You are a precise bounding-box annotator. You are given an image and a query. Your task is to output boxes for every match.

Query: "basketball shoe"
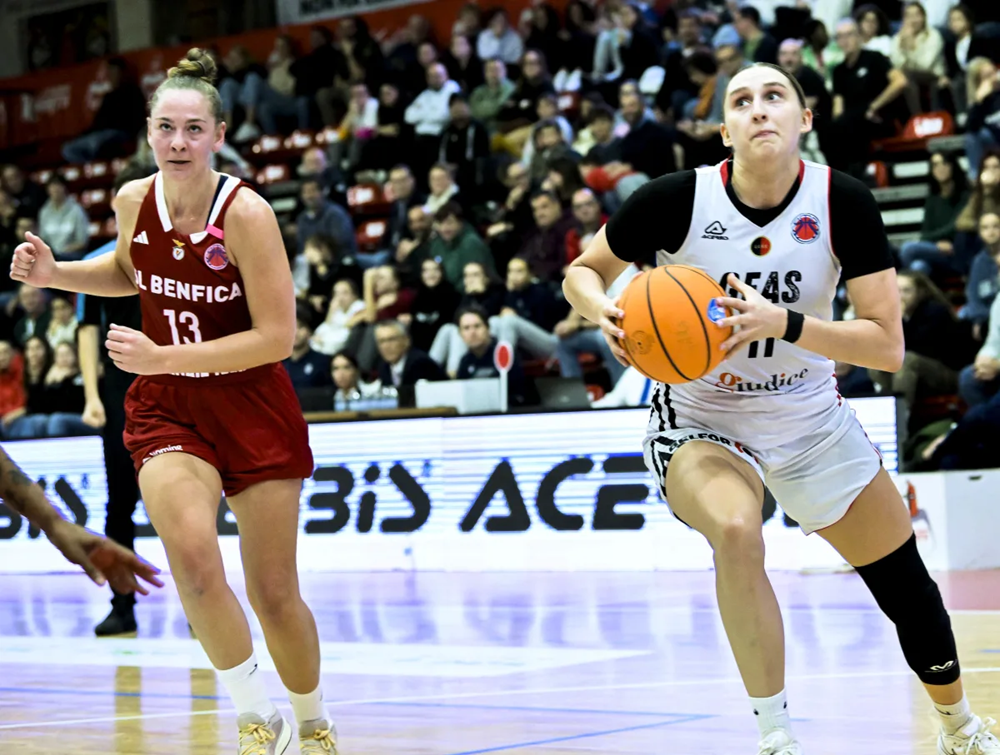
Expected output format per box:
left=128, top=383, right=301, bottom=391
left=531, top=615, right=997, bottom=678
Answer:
left=938, top=716, right=1000, bottom=754
left=299, top=718, right=339, bottom=754
left=757, top=729, right=803, bottom=754
left=237, top=711, right=292, bottom=755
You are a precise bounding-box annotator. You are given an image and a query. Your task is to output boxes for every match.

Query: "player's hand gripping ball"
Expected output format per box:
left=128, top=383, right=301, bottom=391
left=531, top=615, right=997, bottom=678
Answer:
left=616, top=265, right=733, bottom=384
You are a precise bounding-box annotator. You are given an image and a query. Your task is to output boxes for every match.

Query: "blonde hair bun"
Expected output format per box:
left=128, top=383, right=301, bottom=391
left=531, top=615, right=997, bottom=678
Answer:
left=167, top=48, right=218, bottom=85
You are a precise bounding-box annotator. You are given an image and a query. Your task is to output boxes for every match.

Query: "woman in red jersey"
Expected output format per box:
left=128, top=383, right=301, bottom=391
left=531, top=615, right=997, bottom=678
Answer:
left=12, top=50, right=337, bottom=755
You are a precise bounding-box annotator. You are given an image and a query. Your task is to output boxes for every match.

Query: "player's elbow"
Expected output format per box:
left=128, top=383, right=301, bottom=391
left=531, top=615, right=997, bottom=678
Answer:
left=881, top=341, right=905, bottom=373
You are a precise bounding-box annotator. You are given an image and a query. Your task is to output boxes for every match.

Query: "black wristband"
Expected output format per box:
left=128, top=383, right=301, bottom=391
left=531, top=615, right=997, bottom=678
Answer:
left=782, top=310, right=804, bottom=343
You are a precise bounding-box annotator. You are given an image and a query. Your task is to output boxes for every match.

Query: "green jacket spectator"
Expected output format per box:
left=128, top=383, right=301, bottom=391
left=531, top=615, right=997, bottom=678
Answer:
left=420, top=203, right=496, bottom=293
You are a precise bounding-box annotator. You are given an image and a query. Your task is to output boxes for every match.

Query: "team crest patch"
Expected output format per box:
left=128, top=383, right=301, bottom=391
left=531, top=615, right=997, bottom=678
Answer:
left=791, top=213, right=820, bottom=244
left=172, top=239, right=185, bottom=260
left=706, top=298, right=727, bottom=323
left=204, top=243, right=229, bottom=270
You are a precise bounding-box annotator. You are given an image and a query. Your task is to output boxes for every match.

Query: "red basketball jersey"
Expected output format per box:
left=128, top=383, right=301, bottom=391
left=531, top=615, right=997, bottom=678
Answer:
left=130, top=172, right=269, bottom=385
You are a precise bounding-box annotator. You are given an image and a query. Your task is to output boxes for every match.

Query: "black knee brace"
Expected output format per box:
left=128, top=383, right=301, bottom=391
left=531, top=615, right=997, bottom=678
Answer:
left=855, top=534, right=961, bottom=685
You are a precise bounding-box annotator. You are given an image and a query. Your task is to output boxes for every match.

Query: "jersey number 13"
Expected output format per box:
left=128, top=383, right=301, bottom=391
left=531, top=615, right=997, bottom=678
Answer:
left=164, top=309, right=203, bottom=344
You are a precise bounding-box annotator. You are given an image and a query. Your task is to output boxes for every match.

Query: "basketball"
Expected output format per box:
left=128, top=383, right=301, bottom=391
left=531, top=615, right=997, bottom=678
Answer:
left=617, top=265, right=732, bottom=384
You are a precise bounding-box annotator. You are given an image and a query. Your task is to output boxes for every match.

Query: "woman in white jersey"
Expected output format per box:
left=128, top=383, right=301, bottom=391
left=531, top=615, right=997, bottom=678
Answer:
left=564, top=62, right=1000, bottom=755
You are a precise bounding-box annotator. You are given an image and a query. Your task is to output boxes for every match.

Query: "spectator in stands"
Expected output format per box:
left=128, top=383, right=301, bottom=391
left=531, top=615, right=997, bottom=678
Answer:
left=618, top=3, right=661, bottom=83
left=297, top=147, right=341, bottom=196
left=964, top=212, right=1000, bottom=341
left=0, top=190, right=16, bottom=250
left=456, top=306, right=529, bottom=405
left=295, top=26, right=350, bottom=128
left=11, top=336, right=87, bottom=439
left=521, top=190, right=574, bottom=282
left=965, top=59, right=1000, bottom=182
left=495, top=50, right=556, bottom=156
left=283, top=303, right=333, bottom=390
left=424, top=163, right=463, bottom=216
left=218, top=45, right=267, bottom=143
left=522, top=3, right=565, bottom=75
left=303, top=233, right=361, bottom=315
left=406, top=258, right=461, bottom=352
left=61, top=58, right=145, bottom=164
left=554, top=307, right=627, bottom=385
left=394, top=206, right=434, bottom=281
left=484, top=160, right=535, bottom=270
left=890, top=1, right=947, bottom=113
left=899, top=152, right=970, bottom=278
left=478, top=8, right=524, bottom=66
left=351, top=265, right=417, bottom=372
left=955, top=151, right=1000, bottom=255
left=385, top=15, right=433, bottom=98
left=522, top=93, right=576, bottom=166
left=332, top=81, right=380, bottom=178
left=946, top=6, right=1000, bottom=114
left=0, top=340, right=28, bottom=440
left=528, top=119, right=577, bottom=183
left=424, top=202, right=495, bottom=291
left=801, top=19, right=843, bottom=86
left=439, top=93, right=491, bottom=197
left=827, top=19, right=908, bottom=176
left=331, top=351, right=382, bottom=406
left=454, top=2, right=483, bottom=38
left=312, top=279, right=365, bottom=356
left=542, top=155, right=587, bottom=205
left=471, top=59, right=516, bottom=133
left=375, top=319, right=446, bottom=388
left=356, top=81, right=411, bottom=173
left=584, top=105, right=624, bottom=164
left=501, top=256, right=562, bottom=331
left=620, top=91, right=677, bottom=179
left=383, top=165, right=425, bottom=253
left=779, top=39, right=832, bottom=146
left=565, top=188, right=607, bottom=266
left=405, top=63, right=462, bottom=186
left=458, top=261, right=506, bottom=318
left=13, top=284, right=50, bottom=346
left=1, top=165, right=46, bottom=219
left=337, top=17, right=385, bottom=94
left=591, top=8, right=626, bottom=93
left=855, top=4, right=893, bottom=57
left=655, top=10, right=705, bottom=121
left=417, top=42, right=441, bottom=74
left=46, top=296, right=78, bottom=349
left=38, top=175, right=90, bottom=260
left=560, top=0, right=598, bottom=87
left=869, top=270, right=971, bottom=412
left=296, top=177, right=356, bottom=257
left=443, top=33, right=485, bottom=94
left=958, top=276, right=1000, bottom=408
left=677, top=45, right=743, bottom=169
left=735, top=6, right=778, bottom=64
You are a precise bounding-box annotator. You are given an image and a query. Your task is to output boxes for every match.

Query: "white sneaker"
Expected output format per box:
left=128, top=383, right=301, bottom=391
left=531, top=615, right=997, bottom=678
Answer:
left=757, top=729, right=803, bottom=755
left=939, top=716, right=1000, bottom=754
left=233, top=122, right=261, bottom=144
left=237, top=710, right=292, bottom=755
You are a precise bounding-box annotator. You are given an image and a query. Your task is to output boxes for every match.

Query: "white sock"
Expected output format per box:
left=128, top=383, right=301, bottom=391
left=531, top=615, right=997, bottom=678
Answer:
left=288, top=683, right=329, bottom=726
left=216, top=652, right=278, bottom=721
left=935, top=694, right=973, bottom=735
left=750, top=689, right=792, bottom=738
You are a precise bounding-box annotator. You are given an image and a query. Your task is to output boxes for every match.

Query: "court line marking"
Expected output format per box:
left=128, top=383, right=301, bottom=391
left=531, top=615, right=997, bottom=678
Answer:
left=1, top=666, right=998, bottom=731
left=442, top=715, right=712, bottom=755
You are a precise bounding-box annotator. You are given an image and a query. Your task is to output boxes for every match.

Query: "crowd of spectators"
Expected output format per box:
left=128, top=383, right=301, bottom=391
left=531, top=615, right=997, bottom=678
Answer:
left=1, top=0, right=1000, bottom=467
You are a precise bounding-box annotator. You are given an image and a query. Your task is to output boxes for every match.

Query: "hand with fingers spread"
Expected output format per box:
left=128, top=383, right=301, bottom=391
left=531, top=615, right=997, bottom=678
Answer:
left=713, top=274, right=791, bottom=357
left=106, top=323, right=168, bottom=375
left=596, top=296, right=631, bottom=367
left=10, top=231, right=58, bottom=287
left=45, top=519, right=165, bottom=595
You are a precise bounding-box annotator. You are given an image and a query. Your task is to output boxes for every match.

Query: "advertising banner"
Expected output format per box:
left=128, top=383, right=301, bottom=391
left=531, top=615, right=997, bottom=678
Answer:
left=275, top=0, right=430, bottom=25
left=0, top=399, right=900, bottom=574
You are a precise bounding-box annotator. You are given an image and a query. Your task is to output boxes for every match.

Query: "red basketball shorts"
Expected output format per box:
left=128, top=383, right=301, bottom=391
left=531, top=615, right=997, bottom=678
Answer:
left=123, top=363, right=314, bottom=497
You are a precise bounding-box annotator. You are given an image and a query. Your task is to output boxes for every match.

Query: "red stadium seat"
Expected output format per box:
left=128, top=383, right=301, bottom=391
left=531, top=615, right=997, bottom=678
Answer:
left=356, top=218, right=388, bottom=251
left=313, top=126, right=341, bottom=146
left=283, top=130, right=316, bottom=150
left=251, top=134, right=284, bottom=156
left=111, top=157, right=130, bottom=175
left=871, top=112, right=954, bottom=154
left=866, top=161, right=890, bottom=188
left=30, top=169, right=53, bottom=185
left=80, top=188, right=109, bottom=212
left=61, top=165, right=82, bottom=183
left=88, top=220, right=101, bottom=238
left=256, top=164, right=291, bottom=185
left=83, top=161, right=110, bottom=180
left=347, top=183, right=391, bottom=216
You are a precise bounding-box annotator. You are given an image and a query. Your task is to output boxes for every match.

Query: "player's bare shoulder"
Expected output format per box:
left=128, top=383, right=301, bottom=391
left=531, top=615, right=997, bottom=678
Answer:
left=223, top=185, right=279, bottom=268
left=112, top=175, right=154, bottom=219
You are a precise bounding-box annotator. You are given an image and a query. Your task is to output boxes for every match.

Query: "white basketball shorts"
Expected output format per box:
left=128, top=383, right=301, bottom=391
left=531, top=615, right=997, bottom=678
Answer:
left=641, top=396, right=883, bottom=534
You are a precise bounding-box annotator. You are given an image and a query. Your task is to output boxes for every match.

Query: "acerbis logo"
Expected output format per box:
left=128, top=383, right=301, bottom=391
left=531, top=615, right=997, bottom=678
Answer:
left=702, top=221, right=729, bottom=240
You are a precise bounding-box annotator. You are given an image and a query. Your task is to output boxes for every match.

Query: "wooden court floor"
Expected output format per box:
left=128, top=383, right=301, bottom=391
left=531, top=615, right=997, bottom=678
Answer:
left=1, top=569, right=1000, bottom=754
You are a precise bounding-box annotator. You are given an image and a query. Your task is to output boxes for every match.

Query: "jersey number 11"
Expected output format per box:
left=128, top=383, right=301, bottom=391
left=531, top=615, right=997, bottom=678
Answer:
left=747, top=338, right=775, bottom=359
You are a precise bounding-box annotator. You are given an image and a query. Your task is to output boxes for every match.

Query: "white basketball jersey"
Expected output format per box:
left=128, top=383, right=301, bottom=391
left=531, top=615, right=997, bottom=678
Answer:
left=648, top=160, right=843, bottom=450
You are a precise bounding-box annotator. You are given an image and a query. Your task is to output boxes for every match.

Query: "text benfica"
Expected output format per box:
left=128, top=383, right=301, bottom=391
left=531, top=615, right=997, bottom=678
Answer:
left=134, top=270, right=243, bottom=303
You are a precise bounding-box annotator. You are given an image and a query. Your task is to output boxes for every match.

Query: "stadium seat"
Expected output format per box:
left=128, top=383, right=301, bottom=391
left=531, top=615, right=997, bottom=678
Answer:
left=871, top=111, right=954, bottom=154
left=866, top=161, right=890, bottom=188
left=356, top=218, right=388, bottom=251
left=111, top=157, right=129, bottom=175
left=80, top=188, right=110, bottom=214
left=83, top=161, right=110, bottom=180
left=30, top=169, right=53, bottom=185
left=256, top=163, right=291, bottom=185
left=283, top=129, right=316, bottom=151
left=347, top=183, right=391, bottom=216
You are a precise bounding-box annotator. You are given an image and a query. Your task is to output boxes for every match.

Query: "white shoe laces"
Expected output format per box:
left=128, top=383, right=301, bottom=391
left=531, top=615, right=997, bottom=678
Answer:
left=963, top=718, right=1000, bottom=754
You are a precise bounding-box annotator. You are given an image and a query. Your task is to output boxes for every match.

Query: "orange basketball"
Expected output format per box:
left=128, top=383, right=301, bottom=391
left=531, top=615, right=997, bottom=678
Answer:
left=617, top=265, right=732, bottom=384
